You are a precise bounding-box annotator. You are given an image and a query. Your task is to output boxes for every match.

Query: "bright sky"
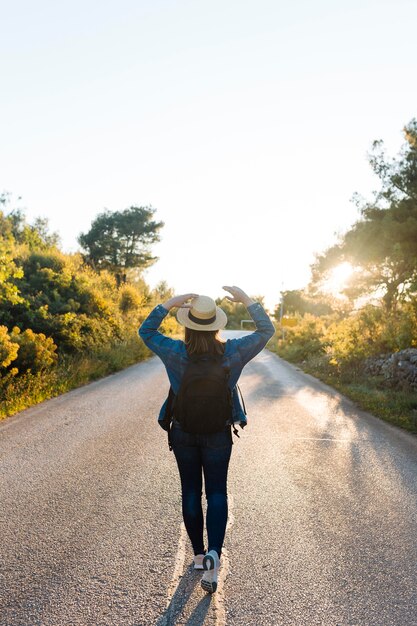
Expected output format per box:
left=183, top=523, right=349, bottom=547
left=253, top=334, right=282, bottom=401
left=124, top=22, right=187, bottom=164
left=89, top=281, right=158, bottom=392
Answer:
left=1, top=0, right=416, bottom=312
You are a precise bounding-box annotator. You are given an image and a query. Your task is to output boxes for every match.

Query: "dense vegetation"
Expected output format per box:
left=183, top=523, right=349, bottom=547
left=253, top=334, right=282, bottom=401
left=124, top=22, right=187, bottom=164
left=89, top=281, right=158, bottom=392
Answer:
left=269, top=119, right=417, bottom=432
left=2, top=119, right=417, bottom=433
left=0, top=198, right=179, bottom=418
left=0, top=193, right=265, bottom=418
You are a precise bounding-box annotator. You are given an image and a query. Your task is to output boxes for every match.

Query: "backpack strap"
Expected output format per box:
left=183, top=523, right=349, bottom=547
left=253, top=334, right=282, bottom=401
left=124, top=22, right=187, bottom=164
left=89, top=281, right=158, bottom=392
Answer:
left=230, top=384, right=246, bottom=441
left=168, top=423, right=173, bottom=451
left=165, top=386, right=176, bottom=451
left=236, top=384, right=247, bottom=415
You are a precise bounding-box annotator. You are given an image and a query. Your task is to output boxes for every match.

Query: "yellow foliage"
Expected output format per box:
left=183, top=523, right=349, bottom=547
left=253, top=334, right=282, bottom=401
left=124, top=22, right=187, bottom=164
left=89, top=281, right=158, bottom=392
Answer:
left=161, top=315, right=182, bottom=336
left=11, top=327, right=58, bottom=372
left=0, top=326, right=19, bottom=368
left=119, top=285, right=144, bottom=314
left=281, top=316, right=298, bottom=327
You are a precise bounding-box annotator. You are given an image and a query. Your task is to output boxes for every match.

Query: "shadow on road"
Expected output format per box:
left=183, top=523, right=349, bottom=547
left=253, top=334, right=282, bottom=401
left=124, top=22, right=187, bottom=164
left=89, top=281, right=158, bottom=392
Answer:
left=156, top=565, right=212, bottom=626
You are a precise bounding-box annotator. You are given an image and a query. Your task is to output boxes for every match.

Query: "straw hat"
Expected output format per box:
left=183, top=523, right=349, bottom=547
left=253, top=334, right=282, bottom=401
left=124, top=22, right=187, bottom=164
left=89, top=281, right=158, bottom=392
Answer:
left=176, top=295, right=227, bottom=331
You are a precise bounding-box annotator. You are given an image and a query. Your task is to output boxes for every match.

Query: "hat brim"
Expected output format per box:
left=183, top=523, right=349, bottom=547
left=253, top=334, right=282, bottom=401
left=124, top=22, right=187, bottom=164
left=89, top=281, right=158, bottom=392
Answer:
left=176, top=306, right=228, bottom=331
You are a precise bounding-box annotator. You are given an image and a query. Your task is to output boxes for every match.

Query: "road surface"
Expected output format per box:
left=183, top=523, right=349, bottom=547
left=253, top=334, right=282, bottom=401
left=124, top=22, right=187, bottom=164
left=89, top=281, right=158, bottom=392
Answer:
left=1, top=331, right=417, bottom=626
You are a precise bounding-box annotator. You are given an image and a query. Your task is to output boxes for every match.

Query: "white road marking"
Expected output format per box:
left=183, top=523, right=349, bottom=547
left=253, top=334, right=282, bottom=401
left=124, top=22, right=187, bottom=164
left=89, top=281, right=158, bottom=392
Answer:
left=162, top=494, right=235, bottom=625
left=213, top=493, right=235, bottom=625
left=247, top=435, right=361, bottom=442
left=214, top=546, right=229, bottom=625
left=288, top=437, right=353, bottom=441
left=166, top=521, right=188, bottom=605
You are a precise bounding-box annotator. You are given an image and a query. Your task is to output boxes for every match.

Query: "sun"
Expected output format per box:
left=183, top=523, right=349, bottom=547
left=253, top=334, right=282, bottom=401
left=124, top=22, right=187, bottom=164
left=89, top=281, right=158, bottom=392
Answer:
left=324, top=262, right=354, bottom=296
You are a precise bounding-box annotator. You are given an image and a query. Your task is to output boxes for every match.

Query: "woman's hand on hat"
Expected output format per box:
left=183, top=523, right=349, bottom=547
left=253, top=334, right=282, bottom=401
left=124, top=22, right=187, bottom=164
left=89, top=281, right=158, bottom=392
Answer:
left=162, top=293, right=198, bottom=311
left=222, top=286, right=255, bottom=307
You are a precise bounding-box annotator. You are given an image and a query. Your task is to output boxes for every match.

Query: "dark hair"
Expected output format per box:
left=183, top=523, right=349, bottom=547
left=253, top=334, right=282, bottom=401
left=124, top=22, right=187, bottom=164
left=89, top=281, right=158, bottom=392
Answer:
left=184, top=327, right=226, bottom=356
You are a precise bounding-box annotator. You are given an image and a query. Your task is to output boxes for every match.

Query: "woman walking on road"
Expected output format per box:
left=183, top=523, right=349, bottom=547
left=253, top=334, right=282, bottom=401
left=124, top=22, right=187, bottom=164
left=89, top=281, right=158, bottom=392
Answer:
left=139, top=286, right=275, bottom=593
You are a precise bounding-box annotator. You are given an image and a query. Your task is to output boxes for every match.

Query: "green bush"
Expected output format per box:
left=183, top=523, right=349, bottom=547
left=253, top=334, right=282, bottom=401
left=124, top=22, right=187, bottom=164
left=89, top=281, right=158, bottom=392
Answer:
left=119, top=284, right=145, bottom=314
left=0, top=325, right=19, bottom=368
left=48, top=312, right=121, bottom=354
left=323, top=304, right=417, bottom=376
left=10, top=327, right=58, bottom=372
left=277, top=314, right=328, bottom=362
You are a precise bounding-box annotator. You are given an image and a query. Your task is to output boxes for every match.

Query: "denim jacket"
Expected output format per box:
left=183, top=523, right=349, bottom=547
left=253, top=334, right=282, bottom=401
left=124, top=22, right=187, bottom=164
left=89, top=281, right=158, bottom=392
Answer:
left=138, top=302, right=275, bottom=429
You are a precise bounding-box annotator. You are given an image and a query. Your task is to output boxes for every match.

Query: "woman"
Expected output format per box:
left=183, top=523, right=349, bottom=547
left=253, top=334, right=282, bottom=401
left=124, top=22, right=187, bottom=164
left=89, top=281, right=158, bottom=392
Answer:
left=138, top=285, right=275, bottom=593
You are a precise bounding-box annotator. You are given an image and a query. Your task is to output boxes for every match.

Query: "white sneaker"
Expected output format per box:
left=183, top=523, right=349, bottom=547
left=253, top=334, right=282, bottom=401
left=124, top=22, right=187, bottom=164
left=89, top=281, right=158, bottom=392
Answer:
left=201, top=550, right=220, bottom=593
left=193, top=554, right=205, bottom=570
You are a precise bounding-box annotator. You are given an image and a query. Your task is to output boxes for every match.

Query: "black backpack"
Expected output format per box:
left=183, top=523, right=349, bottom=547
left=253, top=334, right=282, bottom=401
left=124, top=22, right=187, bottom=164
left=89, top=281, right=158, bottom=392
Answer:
left=173, top=352, right=233, bottom=435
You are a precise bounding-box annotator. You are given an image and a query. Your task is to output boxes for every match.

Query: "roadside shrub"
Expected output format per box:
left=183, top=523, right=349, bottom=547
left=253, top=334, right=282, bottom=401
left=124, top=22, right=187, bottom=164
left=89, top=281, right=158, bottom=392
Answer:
left=380, top=302, right=417, bottom=350
left=49, top=312, right=121, bottom=353
left=278, top=314, right=328, bottom=362
left=10, top=327, right=58, bottom=372
left=119, top=285, right=144, bottom=314
left=160, top=315, right=181, bottom=337
left=0, top=325, right=19, bottom=368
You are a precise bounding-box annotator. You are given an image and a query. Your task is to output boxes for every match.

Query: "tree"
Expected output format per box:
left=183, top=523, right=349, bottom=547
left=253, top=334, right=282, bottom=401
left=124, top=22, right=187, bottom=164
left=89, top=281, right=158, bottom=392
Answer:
left=78, top=206, right=164, bottom=285
left=0, top=192, right=60, bottom=249
left=273, top=289, right=334, bottom=320
left=0, top=210, right=24, bottom=306
left=216, top=294, right=266, bottom=329
left=153, top=280, right=174, bottom=302
left=311, top=119, right=417, bottom=312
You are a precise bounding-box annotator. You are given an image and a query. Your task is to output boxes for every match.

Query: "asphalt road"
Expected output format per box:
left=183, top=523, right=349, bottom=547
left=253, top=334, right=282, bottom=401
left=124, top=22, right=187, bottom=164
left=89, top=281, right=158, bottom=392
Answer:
left=1, top=331, right=417, bottom=626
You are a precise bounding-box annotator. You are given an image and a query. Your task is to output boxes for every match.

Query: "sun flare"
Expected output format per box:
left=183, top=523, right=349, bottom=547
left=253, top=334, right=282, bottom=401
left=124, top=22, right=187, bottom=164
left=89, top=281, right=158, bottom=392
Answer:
left=324, top=262, right=354, bottom=296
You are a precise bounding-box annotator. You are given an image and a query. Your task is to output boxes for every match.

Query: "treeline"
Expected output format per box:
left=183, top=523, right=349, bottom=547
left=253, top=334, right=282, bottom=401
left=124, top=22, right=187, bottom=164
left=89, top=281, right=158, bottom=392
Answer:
left=0, top=199, right=179, bottom=417
left=269, top=118, right=417, bottom=431
left=215, top=296, right=266, bottom=329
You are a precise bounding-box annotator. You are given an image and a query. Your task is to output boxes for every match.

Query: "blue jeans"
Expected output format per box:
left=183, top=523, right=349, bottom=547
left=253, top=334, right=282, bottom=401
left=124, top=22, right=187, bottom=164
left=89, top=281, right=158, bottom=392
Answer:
left=170, top=421, right=233, bottom=558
